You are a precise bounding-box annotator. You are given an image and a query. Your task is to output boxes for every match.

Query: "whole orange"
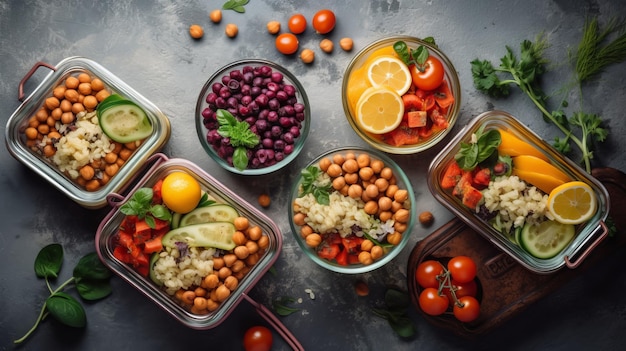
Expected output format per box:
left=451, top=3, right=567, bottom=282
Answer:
left=161, top=172, right=202, bottom=214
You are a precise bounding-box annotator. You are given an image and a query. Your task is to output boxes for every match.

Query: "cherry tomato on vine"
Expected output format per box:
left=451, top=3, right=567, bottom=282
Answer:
left=415, top=260, right=444, bottom=289
left=243, top=326, right=273, bottom=351
left=443, top=279, right=478, bottom=307
left=312, top=9, right=336, bottom=34
left=288, top=13, right=307, bottom=34
left=418, top=287, right=449, bottom=316
left=275, top=33, right=299, bottom=55
left=447, top=256, right=477, bottom=284
left=410, top=56, right=445, bottom=91
left=452, top=296, right=481, bottom=323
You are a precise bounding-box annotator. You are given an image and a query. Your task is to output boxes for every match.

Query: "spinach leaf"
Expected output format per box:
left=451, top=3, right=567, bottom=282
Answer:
left=222, top=0, right=249, bottom=13
left=371, top=288, right=416, bottom=338
left=34, top=243, right=63, bottom=279
left=76, top=279, right=112, bottom=301
left=45, top=292, right=87, bottom=328
left=273, top=296, right=300, bottom=316
left=73, top=252, right=111, bottom=281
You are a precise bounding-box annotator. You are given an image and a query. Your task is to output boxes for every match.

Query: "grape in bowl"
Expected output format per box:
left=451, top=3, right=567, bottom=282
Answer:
left=289, top=147, right=416, bottom=274
left=196, top=59, right=310, bottom=175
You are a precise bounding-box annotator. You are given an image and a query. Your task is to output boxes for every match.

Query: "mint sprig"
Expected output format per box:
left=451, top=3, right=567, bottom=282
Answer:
left=216, top=109, right=260, bottom=171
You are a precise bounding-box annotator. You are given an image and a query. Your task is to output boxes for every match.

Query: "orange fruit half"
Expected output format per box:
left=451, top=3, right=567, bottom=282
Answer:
left=547, top=181, right=597, bottom=224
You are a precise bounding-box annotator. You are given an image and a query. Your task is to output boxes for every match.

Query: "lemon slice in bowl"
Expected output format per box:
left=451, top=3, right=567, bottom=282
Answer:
left=547, top=181, right=597, bottom=225
left=355, top=87, right=404, bottom=134
left=366, top=56, right=412, bottom=96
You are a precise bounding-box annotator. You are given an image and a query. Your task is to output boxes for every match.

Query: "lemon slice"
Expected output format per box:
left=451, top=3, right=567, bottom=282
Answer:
left=547, top=181, right=597, bottom=225
left=366, top=56, right=412, bottom=96
left=355, top=87, right=404, bottom=134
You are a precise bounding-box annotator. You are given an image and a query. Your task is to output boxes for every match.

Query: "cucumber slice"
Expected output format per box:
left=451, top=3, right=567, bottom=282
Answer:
left=519, top=221, right=576, bottom=259
left=171, top=212, right=182, bottom=229
left=97, top=94, right=126, bottom=112
left=161, top=222, right=236, bottom=250
left=98, top=101, right=153, bottom=143
left=179, top=204, right=239, bottom=227
left=148, top=252, right=163, bottom=286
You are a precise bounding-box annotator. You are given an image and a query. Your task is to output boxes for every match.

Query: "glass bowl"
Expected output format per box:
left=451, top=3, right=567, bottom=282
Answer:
left=96, top=155, right=282, bottom=329
left=427, top=110, right=610, bottom=273
left=4, top=57, right=171, bottom=209
left=341, top=35, right=461, bottom=154
left=195, top=59, right=310, bottom=175
left=288, top=146, right=416, bottom=274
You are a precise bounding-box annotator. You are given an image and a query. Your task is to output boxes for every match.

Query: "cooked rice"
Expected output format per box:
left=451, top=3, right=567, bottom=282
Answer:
left=152, top=246, right=216, bottom=295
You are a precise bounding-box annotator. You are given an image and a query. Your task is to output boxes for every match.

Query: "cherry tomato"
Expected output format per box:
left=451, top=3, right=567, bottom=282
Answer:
left=288, top=13, right=307, bottom=34
left=443, top=279, right=478, bottom=307
left=447, top=255, right=477, bottom=284
left=415, top=260, right=444, bottom=289
left=410, top=56, right=445, bottom=91
left=453, top=296, right=481, bottom=323
left=275, top=33, right=299, bottom=55
left=312, top=9, right=336, bottom=34
left=418, top=287, right=449, bottom=316
left=243, top=326, right=273, bottom=351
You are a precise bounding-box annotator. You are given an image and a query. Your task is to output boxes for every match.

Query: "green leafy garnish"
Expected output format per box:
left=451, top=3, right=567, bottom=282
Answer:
left=273, top=296, right=300, bottom=316
left=455, top=125, right=501, bottom=171
left=222, top=0, right=249, bottom=13
left=216, top=109, right=260, bottom=171
left=15, top=245, right=112, bottom=344
left=393, top=37, right=437, bottom=72
left=299, top=165, right=332, bottom=205
left=120, top=187, right=172, bottom=228
left=371, top=288, right=416, bottom=338
left=470, top=17, right=623, bottom=174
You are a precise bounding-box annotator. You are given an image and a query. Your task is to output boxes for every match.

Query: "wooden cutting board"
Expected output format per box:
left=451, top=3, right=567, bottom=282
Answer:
left=407, top=167, right=626, bottom=337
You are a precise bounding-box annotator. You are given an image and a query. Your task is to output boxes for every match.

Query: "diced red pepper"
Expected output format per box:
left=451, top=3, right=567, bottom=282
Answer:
left=406, top=110, right=428, bottom=128
left=462, top=186, right=483, bottom=209
left=472, top=168, right=491, bottom=189
left=318, top=243, right=341, bottom=260
left=341, top=236, right=364, bottom=255
left=335, top=248, right=349, bottom=266
left=441, top=161, right=462, bottom=189
left=143, top=234, right=165, bottom=254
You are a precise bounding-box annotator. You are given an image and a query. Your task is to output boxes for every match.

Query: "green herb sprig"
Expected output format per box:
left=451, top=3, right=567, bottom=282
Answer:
left=222, top=0, right=249, bottom=13
left=371, top=288, right=416, bottom=338
left=15, top=244, right=112, bottom=344
left=216, top=109, right=260, bottom=171
left=299, top=165, right=332, bottom=205
left=120, top=187, right=172, bottom=228
left=455, top=125, right=501, bottom=171
left=273, top=296, right=301, bottom=316
left=393, top=37, right=437, bottom=72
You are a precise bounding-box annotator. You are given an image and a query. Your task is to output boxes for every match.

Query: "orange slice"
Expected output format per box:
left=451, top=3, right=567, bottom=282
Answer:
left=346, top=66, right=371, bottom=114
left=355, top=87, right=404, bottom=134
left=497, top=129, right=550, bottom=162
left=366, top=56, right=412, bottom=96
left=513, top=155, right=571, bottom=183
left=547, top=181, right=597, bottom=224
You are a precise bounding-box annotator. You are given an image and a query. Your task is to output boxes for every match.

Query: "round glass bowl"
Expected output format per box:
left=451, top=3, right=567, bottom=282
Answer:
left=196, top=59, right=310, bottom=175
left=288, top=146, right=416, bottom=274
left=341, top=36, right=461, bottom=154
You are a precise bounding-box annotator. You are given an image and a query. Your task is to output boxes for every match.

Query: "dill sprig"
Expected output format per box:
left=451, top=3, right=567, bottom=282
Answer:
left=575, top=17, right=626, bottom=84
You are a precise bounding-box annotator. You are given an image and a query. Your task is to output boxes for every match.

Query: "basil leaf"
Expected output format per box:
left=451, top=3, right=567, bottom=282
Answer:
left=34, top=244, right=63, bottom=279
left=476, top=129, right=501, bottom=162
left=76, top=279, right=112, bottom=301
left=393, top=41, right=411, bottom=66
left=46, top=292, right=86, bottom=328
left=73, top=252, right=112, bottom=281
left=150, top=204, right=172, bottom=221
left=233, top=146, right=249, bottom=171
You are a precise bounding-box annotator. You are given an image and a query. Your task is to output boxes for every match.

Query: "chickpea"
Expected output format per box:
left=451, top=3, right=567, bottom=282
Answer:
left=232, top=216, right=249, bottom=231
left=300, top=225, right=313, bottom=238
left=65, top=76, right=79, bottom=89
left=387, top=232, right=402, bottom=245
left=95, top=89, right=110, bottom=102
left=64, top=89, right=79, bottom=103
left=356, top=153, right=370, bottom=168
left=339, top=184, right=349, bottom=196
left=247, top=226, right=262, bottom=241
left=118, top=147, right=133, bottom=161
left=79, top=165, right=95, bottom=180
left=359, top=167, right=374, bottom=181
left=364, top=200, right=378, bottom=215
left=370, top=245, right=384, bottom=260
left=266, top=20, right=280, bottom=34
left=193, top=296, right=208, bottom=310
left=223, top=254, right=237, bottom=267
left=378, top=211, right=392, bottom=222
left=258, top=194, right=271, bottom=208
left=345, top=152, right=356, bottom=160
left=225, top=23, right=238, bottom=38
left=25, top=127, right=38, bottom=140
left=223, top=276, right=238, bottom=291
left=209, top=9, right=222, bottom=23
left=365, top=184, right=379, bottom=199
left=45, top=116, right=55, bottom=127
left=257, top=235, right=269, bottom=249
left=53, top=86, right=66, bottom=99
left=355, top=281, right=369, bottom=296
left=99, top=173, right=111, bottom=186
left=347, top=184, right=363, bottom=199
left=385, top=184, right=398, bottom=198
left=91, top=78, right=104, bottom=91
left=104, top=152, right=118, bottom=164
left=380, top=167, right=393, bottom=180
left=340, top=37, right=354, bottom=51
left=83, top=95, right=98, bottom=110
left=394, top=189, right=408, bottom=203
left=42, top=144, right=55, bottom=157
left=78, top=82, right=92, bottom=95
left=344, top=172, right=359, bottom=185
left=305, top=233, right=322, bottom=247
left=419, top=211, right=434, bottom=226
left=71, top=102, right=85, bottom=114
left=394, top=222, right=407, bottom=233
left=189, top=24, right=204, bottom=39
left=318, top=158, right=332, bottom=172
left=332, top=176, right=346, bottom=190
left=37, top=123, right=50, bottom=135
left=35, top=108, right=48, bottom=122
left=203, top=274, right=220, bottom=289
left=218, top=266, right=232, bottom=280
left=293, top=212, right=306, bottom=226
left=232, top=231, right=247, bottom=246
left=370, top=159, right=384, bottom=174
left=358, top=251, right=373, bottom=265
left=332, top=154, right=345, bottom=165
left=212, top=257, right=225, bottom=270
left=391, top=200, right=403, bottom=213
left=361, top=239, right=374, bottom=252
left=234, top=245, right=250, bottom=260
left=215, top=285, right=231, bottom=302
left=378, top=196, right=393, bottom=212
left=245, top=252, right=260, bottom=266
left=319, top=38, right=333, bottom=53
left=375, top=178, right=389, bottom=192
left=300, top=49, right=315, bottom=64
left=76, top=177, right=87, bottom=187
left=342, top=159, right=359, bottom=173
left=245, top=240, right=259, bottom=255
left=45, top=97, right=60, bottom=110
left=181, top=290, right=196, bottom=305
left=394, top=208, right=410, bottom=223
left=206, top=299, right=219, bottom=311
left=194, top=286, right=207, bottom=297
left=51, top=107, right=62, bottom=120
left=104, top=163, right=119, bottom=177
left=326, top=163, right=342, bottom=177
left=231, top=260, right=245, bottom=273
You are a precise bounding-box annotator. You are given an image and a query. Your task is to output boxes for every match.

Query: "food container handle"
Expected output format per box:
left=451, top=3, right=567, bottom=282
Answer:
left=242, top=293, right=304, bottom=351
left=18, top=61, right=57, bottom=102
left=565, top=220, right=609, bottom=269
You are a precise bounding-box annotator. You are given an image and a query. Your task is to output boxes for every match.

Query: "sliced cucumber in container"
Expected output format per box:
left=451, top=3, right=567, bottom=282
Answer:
left=97, top=94, right=153, bottom=143
left=519, top=221, right=576, bottom=259
left=161, top=222, right=236, bottom=250
left=179, top=204, right=239, bottom=227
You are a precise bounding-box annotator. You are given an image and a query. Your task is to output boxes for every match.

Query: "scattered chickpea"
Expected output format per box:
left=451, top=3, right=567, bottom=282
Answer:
left=258, top=193, right=271, bottom=208
left=355, top=281, right=369, bottom=296
left=189, top=24, right=204, bottom=39
left=225, top=23, right=238, bottom=38
left=266, top=20, right=281, bottom=34
left=419, top=211, right=434, bottom=226
left=340, top=37, right=354, bottom=51
left=300, top=48, right=315, bottom=64
left=319, top=38, right=334, bottom=53
left=209, top=9, right=222, bottom=23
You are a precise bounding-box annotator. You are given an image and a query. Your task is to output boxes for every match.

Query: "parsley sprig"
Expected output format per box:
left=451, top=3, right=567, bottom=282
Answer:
left=299, top=166, right=332, bottom=205
left=216, top=109, right=260, bottom=171
left=470, top=23, right=620, bottom=174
